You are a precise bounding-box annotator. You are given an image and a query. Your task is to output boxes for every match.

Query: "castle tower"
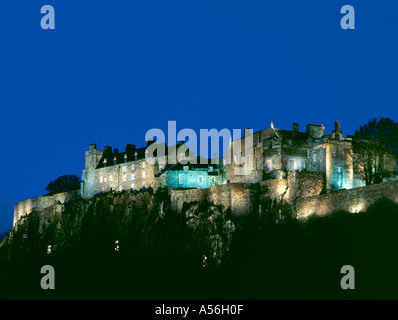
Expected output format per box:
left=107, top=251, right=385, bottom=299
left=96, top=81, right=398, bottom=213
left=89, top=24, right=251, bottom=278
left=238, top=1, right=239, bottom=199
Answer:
left=81, top=144, right=103, bottom=198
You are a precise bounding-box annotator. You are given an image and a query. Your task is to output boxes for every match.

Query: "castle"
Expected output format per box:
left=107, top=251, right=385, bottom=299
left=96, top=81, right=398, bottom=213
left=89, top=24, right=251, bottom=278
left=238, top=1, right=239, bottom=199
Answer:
left=13, top=121, right=398, bottom=226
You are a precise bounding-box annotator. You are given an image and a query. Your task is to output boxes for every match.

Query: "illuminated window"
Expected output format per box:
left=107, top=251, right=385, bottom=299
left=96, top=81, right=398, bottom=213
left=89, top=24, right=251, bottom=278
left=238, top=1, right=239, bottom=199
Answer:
left=122, top=175, right=127, bottom=182
left=265, top=160, right=272, bottom=172
left=100, top=176, right=103, bottom=184
left=109, top=175, right=113, bottom=182
left=142, top=171, right=145, bottom=179
left=208, top=166, right=213, bottom=172
left=132, top=173, right=135, bottom=181
left=212, top=177, right=216, bottom=183
left=198, top=176, right=203, bottom=183
left=122, top=166, right=127, bottom=173
left=313, top=153, right=317, bottom=162
left=131, top=183, right=135, bottom=189
left=104, top=177, right=107, bottom=183
left=142, top=162, right=145, bottom=169
left=132, top=164, right=135, bottom=171
left=179, top=174, right=184, bottom=184
left=337, top=181, right=342, bottom=187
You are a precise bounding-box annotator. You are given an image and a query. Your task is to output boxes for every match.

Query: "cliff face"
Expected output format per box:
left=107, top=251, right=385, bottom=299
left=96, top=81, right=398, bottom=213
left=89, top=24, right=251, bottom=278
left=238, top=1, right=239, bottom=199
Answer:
left=6, top=189, right=237, bottom=266
left=2, top=188, right=241, bottom=298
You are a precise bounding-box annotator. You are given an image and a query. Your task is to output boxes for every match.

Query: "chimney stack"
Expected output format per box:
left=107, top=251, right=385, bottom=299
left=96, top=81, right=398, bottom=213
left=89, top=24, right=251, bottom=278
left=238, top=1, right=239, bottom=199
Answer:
left=104, top=146, right=112, bottom=154
left=292, top=123, right=299, bottom=137
left=335, top=121, right=341, bottom=133
left=126, top=144, right=136, bottom=155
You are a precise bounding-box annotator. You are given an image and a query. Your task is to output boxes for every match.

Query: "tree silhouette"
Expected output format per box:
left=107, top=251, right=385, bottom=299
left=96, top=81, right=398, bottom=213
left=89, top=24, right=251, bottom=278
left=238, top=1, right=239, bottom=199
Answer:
left=356, top=117, right=398, bottom=157
left=45, top=174, right=81, bottom=195
left=353, top=117, right=398, bottom=185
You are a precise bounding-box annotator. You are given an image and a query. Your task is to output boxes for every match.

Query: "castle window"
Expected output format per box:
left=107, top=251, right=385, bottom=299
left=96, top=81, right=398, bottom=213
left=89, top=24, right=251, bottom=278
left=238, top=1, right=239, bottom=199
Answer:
left=132, top=164, right=135, bottom=171
left=337, top=181, right=342, bottom=188
left=132, top=173, right=135, bottom=181
left=212, top=177, right=216, bottom=183
left=208, top=166, right=213, bottom=172
left=122, top=175, right=127, bottom=183
left=142, top=171, right=145, bottom=179
left=333, top=151, right=337, bottom=158
left=337, top=167, right=342, bottom=173
left=100, top=176, right=103, bottom=184
left=198, top=176, right=203, bottom=184
left=122, top=166, right=127, bottom=173
left=183, top=166, right=189, bottom=171
left=109, top=175, right=113, bottom=182
left=104, top=177, right=107, bottom=183
left=313, top=153, right=317, bottom=162
left=142, top=182, right=145, bottom=188
left=265, top=160, right=272, bottom=172
left=131, top=183, right=135, bottom=189
left=179, top=174, right=184, bottom=185
left=142, top=162, right=146, bottom=169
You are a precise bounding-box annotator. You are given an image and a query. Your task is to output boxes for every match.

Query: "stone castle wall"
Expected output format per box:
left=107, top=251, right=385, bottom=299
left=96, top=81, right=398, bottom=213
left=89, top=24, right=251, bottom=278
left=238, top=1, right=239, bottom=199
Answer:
left=14, top=176, right=398, bottom=227
left=13, top=190, right=80, bottom=226
left=169, top=183, right=257, bottom=215
left=296, top=180, right=398, bottom=219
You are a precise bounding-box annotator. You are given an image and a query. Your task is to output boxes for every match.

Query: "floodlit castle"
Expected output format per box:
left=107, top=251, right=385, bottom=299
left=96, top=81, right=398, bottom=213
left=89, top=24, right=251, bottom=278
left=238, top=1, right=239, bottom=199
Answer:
left=82, top=120, right=397, bottom=198
left=225, top=120, right=396, bottom=190
left=13, top=121, right=398, bottom=226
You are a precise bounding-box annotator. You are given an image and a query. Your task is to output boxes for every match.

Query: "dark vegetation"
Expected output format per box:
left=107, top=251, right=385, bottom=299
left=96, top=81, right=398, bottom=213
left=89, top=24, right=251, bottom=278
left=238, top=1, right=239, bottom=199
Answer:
left=45, top=174, right=81, bottom=195
left=353, top=117, right=398, bottom=185
left=1, top=189, right=398, bottom=300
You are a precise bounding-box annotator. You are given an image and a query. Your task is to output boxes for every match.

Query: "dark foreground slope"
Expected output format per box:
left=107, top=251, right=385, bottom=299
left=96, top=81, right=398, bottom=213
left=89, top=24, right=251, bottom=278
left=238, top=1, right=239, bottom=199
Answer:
left=1, top=188, right=398, bottom=300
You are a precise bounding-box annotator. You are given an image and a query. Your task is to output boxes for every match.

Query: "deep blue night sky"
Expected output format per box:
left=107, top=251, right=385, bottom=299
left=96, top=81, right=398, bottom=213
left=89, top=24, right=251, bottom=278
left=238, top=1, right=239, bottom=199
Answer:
left=1, top=1, right=398, bottom=231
